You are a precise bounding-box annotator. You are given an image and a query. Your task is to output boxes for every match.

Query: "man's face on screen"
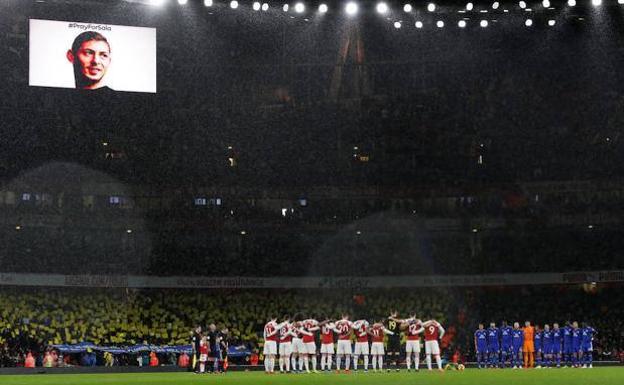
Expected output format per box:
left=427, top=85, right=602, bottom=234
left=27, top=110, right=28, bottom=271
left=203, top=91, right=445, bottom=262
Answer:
left=69, top=40, right=111, bottom=88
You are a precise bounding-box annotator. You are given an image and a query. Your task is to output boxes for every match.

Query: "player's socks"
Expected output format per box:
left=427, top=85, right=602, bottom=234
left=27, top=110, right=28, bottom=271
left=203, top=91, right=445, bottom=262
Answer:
left=406, top=356, right=411, bottom=370
left=291, top=356, right=297, bottom=372
left=426, top=355, right=432, bottom=370
left=364, top=355, right=369, bottom=370
left=299, top=357, right=305, bottom=371
left=286, top=356, right=291, bottom=372
left=345, top=356, right=351, bottom=370
left=279, top=357, right=284, bottom=371
left=378, top=356, right=383, bottom=370
left=371, top=355, right=377, bottom=370
left=415, top=356, right=420, bottom=370
left=436, top=355, right=442, bottom=370
left=336, top=355, right=342, bottom=371
left=311, top=356, right=317, bottom=371
left=304, top=356, right=309, bottom=372
left=352, top=356, right=358, bottom=370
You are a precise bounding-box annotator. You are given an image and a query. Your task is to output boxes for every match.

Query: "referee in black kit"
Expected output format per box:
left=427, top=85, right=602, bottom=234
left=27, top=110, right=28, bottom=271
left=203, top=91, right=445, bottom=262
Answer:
left=386, top=311, right=403, bottom=371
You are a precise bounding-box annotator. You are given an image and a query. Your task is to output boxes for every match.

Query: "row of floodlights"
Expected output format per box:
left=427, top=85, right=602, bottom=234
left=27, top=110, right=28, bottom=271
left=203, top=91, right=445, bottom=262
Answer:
left=393, top=18, right=557, bottom=28
left=156, top=0, right=624, bottom=13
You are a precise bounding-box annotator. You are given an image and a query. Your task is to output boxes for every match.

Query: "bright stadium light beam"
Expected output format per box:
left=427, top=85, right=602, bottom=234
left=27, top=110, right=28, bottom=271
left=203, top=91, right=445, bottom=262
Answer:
left=345, top=1, right=358, bottom=16
left=542, top=0, right=550, bottom=7
left=619, top=0, right=624, bottom=4
left=283, top=4, right=289, bottom=12
left=480, top=19, right=488, bottom=27
left=492, top=1, right=499, bottom=9
left=294, top=2, right=305, bottom=13
left=376, top=2, right=389, bottom=14
left=262, top=2, right=269, bottom=11
left=525, top=18, right=533, bottom=26
left=415, top=20, right=423, bottom=28
left=319, top=3, right=328, bottom=13
left=394, top=21, right=402, bottom=28
left=436, top=20, right=444, bottom=28
left=519, top=1, right=527, bottom=8
left=253, top=1, right=261, bottom=11
left=466, top=2, right=473, bottom=11
left=230, top=0, right=239, bottom=9
left=150, top=0, right=165, bottom=6
left=591, top=0, right=602, bottom=6
left=404, top=3, right=413, bottom=12
left=177, top=0, right=188, bottom=5
left=428, top=3, right=436, bottom=12
left=458, top=20, right=467, bottom=27
left=548, top=19, right=556, bottom=26
left=567, top=0, right=576, bottom=6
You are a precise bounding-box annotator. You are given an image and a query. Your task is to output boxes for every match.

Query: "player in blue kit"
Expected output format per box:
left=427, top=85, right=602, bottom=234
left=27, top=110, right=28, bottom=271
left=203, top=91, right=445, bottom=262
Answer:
left=541, top=324, right=553, bottom=368
left=571, top=321, right=582, bottom=368
left=499, top=321, right=513, bottom=368
left=511, top=322, right=524, bottom=369
left=581, top=323, right=596, bottom=369
left=562, top=322, right=573, bottom=367
left=486, top=322, right=500, bottom=368
left=552, top=323, right=563, bottom=367
left=534, top=325, right=543, bottom=368
left=474, top=323, right=488, bottom=369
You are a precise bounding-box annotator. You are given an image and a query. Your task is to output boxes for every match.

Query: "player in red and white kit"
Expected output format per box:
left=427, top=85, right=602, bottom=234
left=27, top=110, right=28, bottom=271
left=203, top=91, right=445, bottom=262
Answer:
left=353, top=319, right=370, bottom=371
left=301, top=318, right=320, bottom=373
left=402, top=317, right=424, bottom=372
left=199, top=336, right=209, bottom=373
left=278, top=320, right=297, bottom=373
left=319, top=319, right=338, bottom=372
left=335, top=314, right=354, bottom=372
left=369, top=320, right=395, bottom=372
left=291, top=320, right=311, bottom=373
left=423, top=319, right=445, bottom=371
left=263, top=317, right=289, bottom=374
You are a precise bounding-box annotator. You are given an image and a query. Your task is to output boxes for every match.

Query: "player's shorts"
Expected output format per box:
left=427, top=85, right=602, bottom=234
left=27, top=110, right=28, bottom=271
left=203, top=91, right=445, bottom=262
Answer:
left=582, top=343, right=593, bottom=353
left=512, top=345, right=523, bottom=354
left=523, top=342, right=534, bottom=353
left=199, top=354, right=208, bottom=362
left=354, top=342, right=370, bottom=355
left=563, top=343, right=573, bottom=354
left=336, top=340, right=352, bottom=355
left=387, top=337, right=401, bottom=355
left=279, top=342, right=292, bottom=356
left=573, top=344, right=582, bottom=353
left=263, top=340, right=277, bottom=356
left=320, top=343, right=334, bottom=354
left=292, top=338, right=305, bottom=354
left=552, top=344, right=562, bottom=354
left=371, top=342, right=385, bottom=355
left=543, top=345, right=553, bottom=355
left=501, top=345, right=512, bottom=353
left=425, top=340, right=440, bottom=355
left=406, top=340, right=421, bottom=353
left=488, top=346, right=500, bottom=354
left=476, top=345, right=488, bottom=354
left=305, top=342, right=317, bottom=354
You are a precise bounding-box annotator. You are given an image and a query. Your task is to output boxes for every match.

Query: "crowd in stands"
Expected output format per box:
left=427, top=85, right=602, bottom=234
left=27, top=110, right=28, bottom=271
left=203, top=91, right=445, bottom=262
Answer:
left=0, top=285, right=623, bottom=368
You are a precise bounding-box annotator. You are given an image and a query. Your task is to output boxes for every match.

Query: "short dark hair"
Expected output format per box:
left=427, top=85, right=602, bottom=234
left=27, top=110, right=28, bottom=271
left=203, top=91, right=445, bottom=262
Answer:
left=71, top=31, right=110, bottom=54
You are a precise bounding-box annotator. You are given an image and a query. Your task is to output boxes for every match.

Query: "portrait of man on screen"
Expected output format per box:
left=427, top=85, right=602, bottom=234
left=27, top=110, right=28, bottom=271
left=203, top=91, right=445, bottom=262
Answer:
left=66, top=31, right=112, bottom=90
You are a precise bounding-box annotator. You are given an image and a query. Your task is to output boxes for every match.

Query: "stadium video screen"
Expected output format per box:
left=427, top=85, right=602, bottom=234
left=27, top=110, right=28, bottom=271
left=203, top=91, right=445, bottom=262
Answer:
left=29, top=19, right=157, bottom=93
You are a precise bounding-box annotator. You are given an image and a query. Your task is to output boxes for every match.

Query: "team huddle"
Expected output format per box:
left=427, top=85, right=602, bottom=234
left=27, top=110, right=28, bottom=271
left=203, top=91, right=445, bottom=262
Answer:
left=474, top=321, right=596, bottom=369
left=262, top=312, right=445, bottom=374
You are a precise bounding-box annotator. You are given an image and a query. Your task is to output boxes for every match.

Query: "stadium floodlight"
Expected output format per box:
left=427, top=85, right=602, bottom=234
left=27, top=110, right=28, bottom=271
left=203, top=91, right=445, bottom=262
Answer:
left=548, top=19, right=556, bottom=26
left=492, top=2, right=499, bottom=9
left=345, top=1, right=358, bottom=16
left=376, top=2, right=389, bottom=14
left=458, top=20, right=467, bottom=27
left=436, top=20, right=444, bottom=28
left=415, top=20, right=423, bottom=28
left=150, top=0, right=165, bottom=6
left=204, top=0, right=213, bottom=6
left=466, top=2, right=473, bottom=10
left=230, top=0, right=238, bottom=9
left=394, top=21, right=402, bottom=28
left=177, top=0, right=188, bottom=5
left=295, top=2, right=305, bottom=13
left=619, top=0, right=624, bottom=4
left=253, top=1, right=261, bottom=11
left=567, top=0, right=576, bottom=5
left=319, top=3, right=328, bottom=13
left=427, top=3, right=436, bottom=12
left=519, top=1, right=526, bottom=8
left=542, top=0, right=550, bottom=7
left=403, top=4, right=412, bottom=12
left=591, top=0, right=602, bottom=6
left=283, top=4, right=289, bottom=12
left=525, top=18, right=533, bottom=26
left=262, top=2, right=269, bottom=11
left=480, top=19, right=488, bottom=27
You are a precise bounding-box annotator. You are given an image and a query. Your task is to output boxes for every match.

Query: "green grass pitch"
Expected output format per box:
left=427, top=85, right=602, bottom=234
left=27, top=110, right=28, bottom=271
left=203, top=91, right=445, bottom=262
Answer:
left=1, top=368, right=623, bottom=385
